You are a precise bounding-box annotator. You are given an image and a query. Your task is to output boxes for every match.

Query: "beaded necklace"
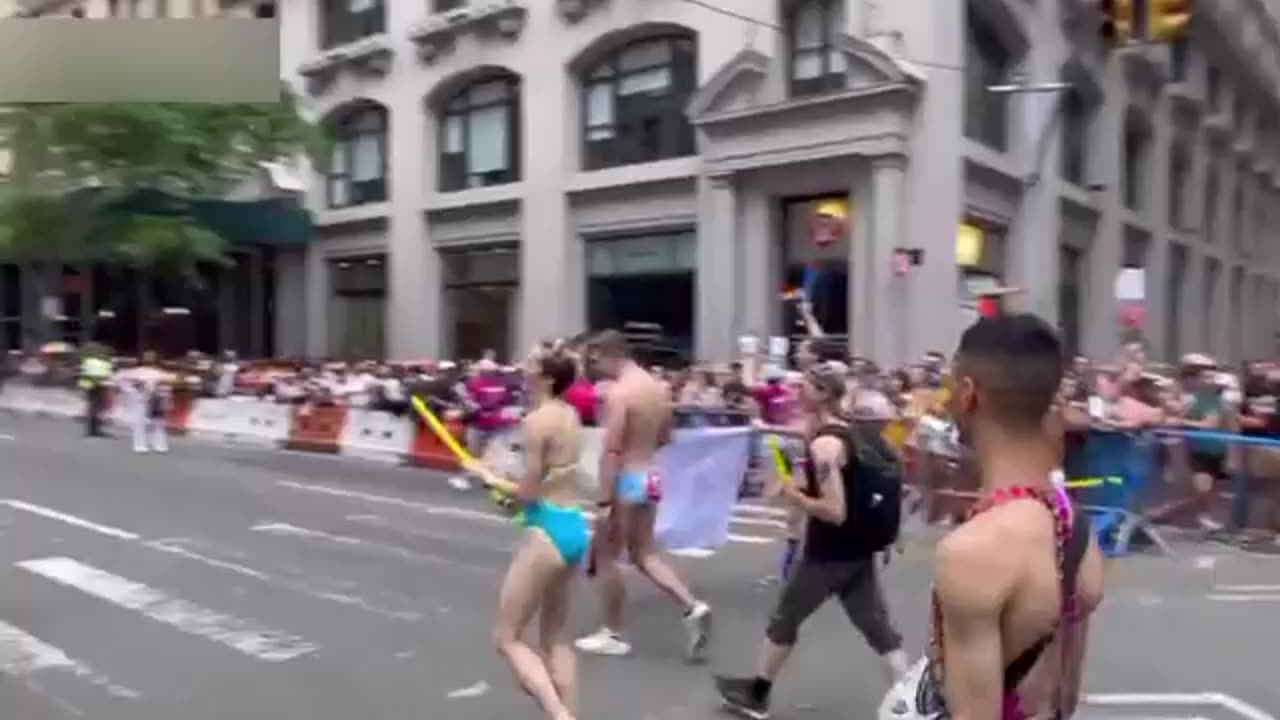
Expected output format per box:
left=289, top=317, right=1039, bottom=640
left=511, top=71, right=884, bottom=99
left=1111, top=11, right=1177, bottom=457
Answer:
left=928, top=485, right=1074, bottom=720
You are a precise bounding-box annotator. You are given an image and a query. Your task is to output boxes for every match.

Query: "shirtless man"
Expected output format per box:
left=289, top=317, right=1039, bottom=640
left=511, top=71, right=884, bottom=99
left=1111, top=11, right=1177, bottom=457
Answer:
left=881, top=314, right=1104, bottom=720
left=575, top=330, right=712, bottom=661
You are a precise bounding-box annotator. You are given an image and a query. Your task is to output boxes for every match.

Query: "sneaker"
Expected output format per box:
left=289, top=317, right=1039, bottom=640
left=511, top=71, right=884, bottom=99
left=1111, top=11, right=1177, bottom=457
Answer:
left=684, top=601, right=711, bottom=662
left=714, top=676, right=769, bottom=720
left=574, top=628, right=630, bottom=656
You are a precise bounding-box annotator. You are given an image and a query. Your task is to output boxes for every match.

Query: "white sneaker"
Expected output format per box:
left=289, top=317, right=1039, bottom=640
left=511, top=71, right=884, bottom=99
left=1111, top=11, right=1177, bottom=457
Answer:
left=684, top=601, right=711, bottom=663
left=574, top=628, right=631, bottom=656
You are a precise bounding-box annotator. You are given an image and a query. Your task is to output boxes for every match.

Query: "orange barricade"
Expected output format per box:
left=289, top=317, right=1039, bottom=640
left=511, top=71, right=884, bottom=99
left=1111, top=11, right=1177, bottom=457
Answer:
left=408, top=414, right=465, bottom=472
left=165, top=390, right=196, bottom=436
left=285, top=405, right=349, bottom=454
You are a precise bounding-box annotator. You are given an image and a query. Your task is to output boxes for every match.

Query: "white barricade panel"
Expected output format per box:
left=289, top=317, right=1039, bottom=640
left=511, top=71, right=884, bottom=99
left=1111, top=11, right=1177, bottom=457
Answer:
left=187, top=398, right=290, bottom=446
left=339, top=409, right=414, bottom=463
left=0, top=386, right=85, bottom=418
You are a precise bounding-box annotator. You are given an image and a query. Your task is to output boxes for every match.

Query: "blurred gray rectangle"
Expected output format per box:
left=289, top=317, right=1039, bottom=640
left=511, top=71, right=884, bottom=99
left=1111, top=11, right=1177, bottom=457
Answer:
left=0, top=19, right=280, bottom=103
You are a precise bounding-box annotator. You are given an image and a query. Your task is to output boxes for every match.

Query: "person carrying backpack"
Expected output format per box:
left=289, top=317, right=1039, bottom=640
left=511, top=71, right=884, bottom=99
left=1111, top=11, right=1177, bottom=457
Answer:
left=714, top=362, right=910, bottom=720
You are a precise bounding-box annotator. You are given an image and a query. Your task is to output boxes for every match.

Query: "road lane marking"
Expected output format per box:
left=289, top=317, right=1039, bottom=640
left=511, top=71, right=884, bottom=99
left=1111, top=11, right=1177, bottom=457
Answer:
left=0, top=619, right=139, bottom=700
left=0, top=433, right=14, bottom=441
left=1215, top=584, right=1280, bottom=592
left=343, top=514, right=512, bottom=552
left=17, top=557, right=317, bottom=662
left=144, top=539, right=424, bottom=623
left=276, top=480, right=777, bottom=545
left=1084, top=692, right=1277, bottom=720
left=251, top=521, right=489, bottom=574
left=274, top=480, right=509, bottom=524
left=0, top=500, right=139, bottom=540
left=1206, top=593, right=1280, bottom=602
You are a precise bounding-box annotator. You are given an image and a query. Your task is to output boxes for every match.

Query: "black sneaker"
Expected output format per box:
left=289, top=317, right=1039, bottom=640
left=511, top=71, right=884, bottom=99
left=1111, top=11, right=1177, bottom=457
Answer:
left=714, top=676, right=769, bottom=720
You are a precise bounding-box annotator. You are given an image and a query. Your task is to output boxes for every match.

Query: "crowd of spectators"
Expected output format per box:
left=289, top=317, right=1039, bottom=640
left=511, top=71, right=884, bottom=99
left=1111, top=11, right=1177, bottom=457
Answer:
left=3, top=329, right=1279, bottom=548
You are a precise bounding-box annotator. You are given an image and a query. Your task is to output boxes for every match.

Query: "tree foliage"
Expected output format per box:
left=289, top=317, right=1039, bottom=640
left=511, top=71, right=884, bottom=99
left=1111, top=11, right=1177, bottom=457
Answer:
left=0, top=85, right=321, bottom=268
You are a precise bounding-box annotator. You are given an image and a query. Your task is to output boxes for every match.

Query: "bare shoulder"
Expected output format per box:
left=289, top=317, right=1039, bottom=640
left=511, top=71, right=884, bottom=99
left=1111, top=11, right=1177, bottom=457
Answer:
left=935, top=519, right=1018, bottom=613
left=523, top=406, right=550, bottom=436
left=810, top=434, right=845, bottom=463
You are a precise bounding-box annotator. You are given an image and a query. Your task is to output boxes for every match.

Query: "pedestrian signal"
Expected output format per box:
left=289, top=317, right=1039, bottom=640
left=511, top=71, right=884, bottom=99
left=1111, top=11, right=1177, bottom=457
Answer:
left=1100, top=0, right=1134, bottom=44
left=1149, top=0, right=1191, bottom=41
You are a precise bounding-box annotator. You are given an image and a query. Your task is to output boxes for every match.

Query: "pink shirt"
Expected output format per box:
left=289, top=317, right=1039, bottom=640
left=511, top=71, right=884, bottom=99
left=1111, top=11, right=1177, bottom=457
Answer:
left=753, top=382, right=793, bottom=426
left=564, top=378, right=597, bottom=425
left=466, top=374, right=510, bottom=431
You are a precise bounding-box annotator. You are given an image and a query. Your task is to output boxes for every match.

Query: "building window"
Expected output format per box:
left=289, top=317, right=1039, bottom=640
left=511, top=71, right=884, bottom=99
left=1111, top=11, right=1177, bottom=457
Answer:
left=1168, top=141, right=1189, bottom=229
left=254, top=2, right=275, bottom=18
left=1170, top=37, right=1188, bottom=83
left=1207, top=65, right=1222, bottom=111
left=328, top=255, right=386, bottom=360
left=1232, top=184, right=1245, bottom=250
left=786, top=0, right=846, bottom=97
left=782, top=196, right=851, bottom=340
left=1203, top=257, right=1220, bottom=350
left=964, top=6, right=1012, bottom=152
left=442, top=247, right=519, bottom=362
left=1203, top=166, right=1219, bottom=241
left=325, top=102, right=388, bottom=208
left=1122, top=111, right=1148, bottom=211
left=439, top=74, right=521, bottom=192
left=432, top=0, right=464, bottom=11
left=1060, top=88, right=1090, bottom=185
left=1166, top=244, right=1186, bottom=360
left=581, top=34, right=697, bottom=171
left=587, top=230, right=696, bottom=361
left=319, top=0, right=385, bottom=50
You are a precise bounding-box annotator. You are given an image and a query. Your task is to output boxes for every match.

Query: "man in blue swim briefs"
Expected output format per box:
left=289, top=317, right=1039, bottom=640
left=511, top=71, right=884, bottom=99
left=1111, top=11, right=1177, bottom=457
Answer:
left=575, top=330, right=713, bottom=662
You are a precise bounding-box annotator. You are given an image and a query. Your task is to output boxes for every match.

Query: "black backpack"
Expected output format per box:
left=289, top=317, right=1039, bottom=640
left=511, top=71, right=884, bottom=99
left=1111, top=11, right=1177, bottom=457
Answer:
left=816, top=422, right=903, bottom=554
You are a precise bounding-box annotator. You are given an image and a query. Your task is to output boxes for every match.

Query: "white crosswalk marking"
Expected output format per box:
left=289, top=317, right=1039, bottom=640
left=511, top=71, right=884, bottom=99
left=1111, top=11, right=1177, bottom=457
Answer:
left=0, top=619, right=139, bottom=699
left=0, top=499, right=140, bottom=540
left=17, top=557, right=318, bottom=662
left=1206, top=583, right=1280, bottom=603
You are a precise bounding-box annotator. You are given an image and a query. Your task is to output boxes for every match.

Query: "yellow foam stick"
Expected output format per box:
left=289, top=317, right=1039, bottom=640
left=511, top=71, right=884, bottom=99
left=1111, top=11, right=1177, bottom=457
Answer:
left=411, top=396, right=475, bottom=465
left=765, top=435, right=793, bottom=486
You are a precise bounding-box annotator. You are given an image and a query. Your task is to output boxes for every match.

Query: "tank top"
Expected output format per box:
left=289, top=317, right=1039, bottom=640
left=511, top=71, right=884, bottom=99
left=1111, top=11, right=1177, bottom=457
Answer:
left=800, top=423, right=863, bottom=563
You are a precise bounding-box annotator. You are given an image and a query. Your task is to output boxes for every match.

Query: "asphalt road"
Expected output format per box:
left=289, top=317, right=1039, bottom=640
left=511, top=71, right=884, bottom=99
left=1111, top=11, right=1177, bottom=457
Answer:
left=0, top=412, right=1276, bottom=720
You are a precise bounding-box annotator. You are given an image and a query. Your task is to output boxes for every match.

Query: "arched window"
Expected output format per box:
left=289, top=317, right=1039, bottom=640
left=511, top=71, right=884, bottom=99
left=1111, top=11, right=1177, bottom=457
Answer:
left=786, top=0, right=846, bottom=97
left=326, top=103, right=388, bottom=208
left=319, top=0, right=384, bottom=50
left=581, top=33, right=696, bottom=170
left=439, top=73, right=521, bottom=192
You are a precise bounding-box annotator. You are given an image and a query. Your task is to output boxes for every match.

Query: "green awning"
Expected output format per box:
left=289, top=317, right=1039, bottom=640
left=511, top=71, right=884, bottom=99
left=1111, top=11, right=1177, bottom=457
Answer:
left=81, top=187, right=314, bottom=249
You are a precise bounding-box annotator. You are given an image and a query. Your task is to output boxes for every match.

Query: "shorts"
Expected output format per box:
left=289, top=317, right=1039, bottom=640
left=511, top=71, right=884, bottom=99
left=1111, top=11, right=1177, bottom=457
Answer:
left=766, top=558, right=902, bottom=654
left=1190, top=450, right=1226, bottom=479
left=524, top=500, right=590, bottom=567
left=616, top=470, right=661, bottom=505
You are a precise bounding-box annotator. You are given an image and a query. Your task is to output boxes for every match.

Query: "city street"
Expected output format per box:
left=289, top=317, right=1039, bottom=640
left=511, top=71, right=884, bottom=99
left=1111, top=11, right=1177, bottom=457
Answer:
left=0, top=413, right=1276, bottom=720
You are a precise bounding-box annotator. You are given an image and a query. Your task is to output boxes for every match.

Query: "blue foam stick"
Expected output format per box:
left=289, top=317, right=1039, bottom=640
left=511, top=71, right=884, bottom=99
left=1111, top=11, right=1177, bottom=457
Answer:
left=801, top=265, right=820, bottom=300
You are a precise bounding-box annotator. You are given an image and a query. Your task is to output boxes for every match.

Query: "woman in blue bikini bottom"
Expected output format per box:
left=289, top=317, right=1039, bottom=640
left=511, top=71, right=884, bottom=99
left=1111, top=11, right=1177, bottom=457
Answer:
left=490, top=345, right=590, bottom=720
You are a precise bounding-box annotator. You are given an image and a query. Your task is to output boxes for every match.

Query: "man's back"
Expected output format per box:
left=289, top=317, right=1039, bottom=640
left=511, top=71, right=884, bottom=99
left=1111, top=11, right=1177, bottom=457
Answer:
left=615, top=366, right=671, bottom=471
left=938, top=500, right=1104, bottom=717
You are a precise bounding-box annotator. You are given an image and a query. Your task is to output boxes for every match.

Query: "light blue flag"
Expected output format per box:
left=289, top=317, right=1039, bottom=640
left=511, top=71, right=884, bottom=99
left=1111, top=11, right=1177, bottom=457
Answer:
left=654, top=427, right=753, bottom=550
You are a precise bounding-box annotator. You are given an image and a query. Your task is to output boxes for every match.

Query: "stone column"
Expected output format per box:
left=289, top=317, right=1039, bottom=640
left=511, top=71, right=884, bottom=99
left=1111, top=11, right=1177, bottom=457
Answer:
left=304, top=246, right=327, bottom=359
left=737, top=186, right=772, bottom=341
left=864, top=157, right=906, bottom=367
left=386, top=95, right=438, bottom=361
left=695, top=174, right=737, bottom=362
left=1083, top=56, right=1128, bottom=360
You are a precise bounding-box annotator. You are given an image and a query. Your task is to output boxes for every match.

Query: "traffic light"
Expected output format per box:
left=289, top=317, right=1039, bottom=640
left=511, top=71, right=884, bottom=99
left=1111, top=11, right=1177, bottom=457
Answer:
left=1149, top=0, right=1191, bottom=42
left=1100, top=0, right=1134, bottom=44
